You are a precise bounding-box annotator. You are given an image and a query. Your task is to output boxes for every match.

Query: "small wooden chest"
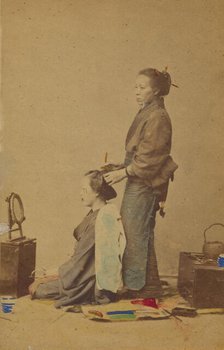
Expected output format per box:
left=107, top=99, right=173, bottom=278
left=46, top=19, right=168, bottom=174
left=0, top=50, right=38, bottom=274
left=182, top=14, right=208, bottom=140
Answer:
left=178, top=252, right=224, bottom=308
left=0, top=237, right=36, bottom=297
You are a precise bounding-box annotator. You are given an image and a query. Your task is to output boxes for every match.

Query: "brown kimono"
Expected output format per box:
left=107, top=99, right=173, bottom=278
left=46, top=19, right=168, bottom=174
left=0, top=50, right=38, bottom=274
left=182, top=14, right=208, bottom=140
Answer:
left=125, top=96, right=178, bottom=193
left=121, top=96, right=178, bottom=292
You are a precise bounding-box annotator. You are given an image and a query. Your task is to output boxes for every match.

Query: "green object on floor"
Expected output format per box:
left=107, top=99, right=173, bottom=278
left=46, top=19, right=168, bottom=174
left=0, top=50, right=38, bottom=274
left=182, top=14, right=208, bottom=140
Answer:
left=109, top=314, right=136, bottom=320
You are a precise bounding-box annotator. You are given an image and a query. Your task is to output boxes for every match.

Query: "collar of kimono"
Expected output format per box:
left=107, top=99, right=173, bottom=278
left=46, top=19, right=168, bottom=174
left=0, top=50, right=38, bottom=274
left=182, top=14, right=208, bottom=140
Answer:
left=141, top=96, right=165, bottom=112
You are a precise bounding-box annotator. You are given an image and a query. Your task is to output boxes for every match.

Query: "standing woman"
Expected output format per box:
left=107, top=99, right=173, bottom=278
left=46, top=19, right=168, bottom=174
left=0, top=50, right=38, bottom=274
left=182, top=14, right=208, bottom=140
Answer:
left=104, top=68, right=178, bottom=297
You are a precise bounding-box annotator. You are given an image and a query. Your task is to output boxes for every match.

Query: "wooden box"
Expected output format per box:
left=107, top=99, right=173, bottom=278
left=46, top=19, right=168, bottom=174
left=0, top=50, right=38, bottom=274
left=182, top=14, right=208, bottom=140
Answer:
left=0, top=238, right=36, bottom=297
left=178, top=252, right=224, bottom=308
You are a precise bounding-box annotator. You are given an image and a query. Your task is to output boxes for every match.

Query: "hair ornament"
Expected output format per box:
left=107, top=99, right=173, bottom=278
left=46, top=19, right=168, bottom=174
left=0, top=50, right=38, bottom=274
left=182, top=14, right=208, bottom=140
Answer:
left=162, top=66, right=179, bottom=88
left=154, top=69, right=160, bottom=76
left=162, top=66, right=169, bottom=78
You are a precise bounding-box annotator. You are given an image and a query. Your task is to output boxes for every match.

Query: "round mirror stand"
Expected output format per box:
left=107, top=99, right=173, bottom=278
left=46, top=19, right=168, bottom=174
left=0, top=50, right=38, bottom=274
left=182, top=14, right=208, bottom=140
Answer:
left=5, top=193, right=26, bottom=241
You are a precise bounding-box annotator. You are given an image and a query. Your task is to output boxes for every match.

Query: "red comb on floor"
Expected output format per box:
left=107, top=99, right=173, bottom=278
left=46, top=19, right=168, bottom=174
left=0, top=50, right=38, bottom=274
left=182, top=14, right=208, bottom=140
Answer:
left=131, top=298, right=158, bottom=309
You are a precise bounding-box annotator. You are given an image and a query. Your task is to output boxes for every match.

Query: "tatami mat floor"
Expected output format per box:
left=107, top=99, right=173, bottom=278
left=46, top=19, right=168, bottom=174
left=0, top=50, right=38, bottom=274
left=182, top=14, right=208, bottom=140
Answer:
left=1, top=278, right=223, bottom=350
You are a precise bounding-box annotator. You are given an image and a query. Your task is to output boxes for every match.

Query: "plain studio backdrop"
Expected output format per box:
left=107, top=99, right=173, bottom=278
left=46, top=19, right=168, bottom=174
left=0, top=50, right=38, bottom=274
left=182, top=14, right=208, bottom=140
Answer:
left=1, top=0, right=224, bottom=275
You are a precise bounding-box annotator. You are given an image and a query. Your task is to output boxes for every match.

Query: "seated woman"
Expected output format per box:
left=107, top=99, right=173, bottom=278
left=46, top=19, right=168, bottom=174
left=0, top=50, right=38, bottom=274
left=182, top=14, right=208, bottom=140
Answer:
left=29, top=170, right=126, bottom=308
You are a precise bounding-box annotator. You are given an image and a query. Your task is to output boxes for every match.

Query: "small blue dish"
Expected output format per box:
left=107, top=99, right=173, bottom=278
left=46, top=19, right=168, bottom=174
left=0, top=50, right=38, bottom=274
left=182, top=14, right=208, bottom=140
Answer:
left=217, top=254, right=224, bottom=267
left=1, top=296, right=16, bottom=313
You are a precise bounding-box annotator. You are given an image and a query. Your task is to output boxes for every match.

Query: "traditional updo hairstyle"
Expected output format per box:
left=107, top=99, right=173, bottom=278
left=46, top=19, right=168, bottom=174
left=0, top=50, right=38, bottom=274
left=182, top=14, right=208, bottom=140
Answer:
left=138, top=68, right=172, bottom=97
left=84, top=170, right=117, bottom=201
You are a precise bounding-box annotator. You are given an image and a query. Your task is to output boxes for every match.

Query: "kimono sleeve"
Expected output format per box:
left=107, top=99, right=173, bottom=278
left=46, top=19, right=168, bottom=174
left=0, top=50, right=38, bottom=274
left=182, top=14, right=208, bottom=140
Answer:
left=129, top=111, right=172, bottom=180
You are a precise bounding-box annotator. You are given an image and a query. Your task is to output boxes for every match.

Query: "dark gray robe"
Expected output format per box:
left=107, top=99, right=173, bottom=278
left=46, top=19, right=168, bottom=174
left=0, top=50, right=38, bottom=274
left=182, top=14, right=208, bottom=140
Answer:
left=35, top=210, right=109, bottom=308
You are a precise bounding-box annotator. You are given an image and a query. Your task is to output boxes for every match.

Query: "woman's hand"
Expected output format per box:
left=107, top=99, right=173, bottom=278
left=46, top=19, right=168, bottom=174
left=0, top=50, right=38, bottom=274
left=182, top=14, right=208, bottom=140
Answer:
left=101, top=163, right=124, bottom=172
left=103, top=168, right=127, bottom=185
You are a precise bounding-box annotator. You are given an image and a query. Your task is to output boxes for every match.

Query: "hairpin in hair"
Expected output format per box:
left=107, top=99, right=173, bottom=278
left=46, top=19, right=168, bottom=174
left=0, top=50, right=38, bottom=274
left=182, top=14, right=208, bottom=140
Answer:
left=162, top=66, right=169, bottom=79
left=163, top=66, right=179, bottom=88
left=104, top=152, right=108, bottom=164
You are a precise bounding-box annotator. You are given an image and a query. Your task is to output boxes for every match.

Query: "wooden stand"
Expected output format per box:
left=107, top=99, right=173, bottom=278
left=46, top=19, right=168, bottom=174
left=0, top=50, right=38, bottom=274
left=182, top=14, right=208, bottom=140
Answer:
left=178, top=252, right=224, bottom=308
left=0, top=237, right=36, bottom=297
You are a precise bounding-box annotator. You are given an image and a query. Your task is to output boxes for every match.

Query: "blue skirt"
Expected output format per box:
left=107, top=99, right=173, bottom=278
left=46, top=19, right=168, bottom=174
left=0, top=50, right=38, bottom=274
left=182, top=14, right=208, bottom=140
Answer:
left=121, top=178, right=161, bottom=290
